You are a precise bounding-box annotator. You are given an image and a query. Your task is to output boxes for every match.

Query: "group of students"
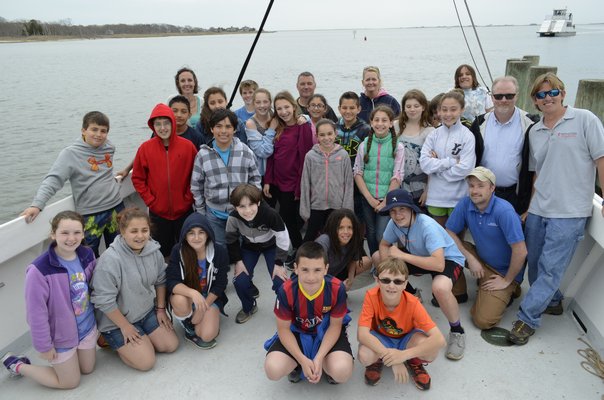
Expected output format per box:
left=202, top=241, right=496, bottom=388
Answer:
left=5, top=64, right=602, bottom=391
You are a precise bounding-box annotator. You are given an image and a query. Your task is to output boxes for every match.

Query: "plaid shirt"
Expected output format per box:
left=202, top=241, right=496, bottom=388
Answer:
left=191, top=137, right=261, bottom=214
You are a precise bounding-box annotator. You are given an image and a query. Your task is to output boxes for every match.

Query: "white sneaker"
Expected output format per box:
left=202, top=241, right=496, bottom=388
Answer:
left=446, top=332, right=465, bottom=360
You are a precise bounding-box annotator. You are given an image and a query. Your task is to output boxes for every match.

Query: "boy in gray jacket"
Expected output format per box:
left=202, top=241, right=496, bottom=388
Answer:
left=21, top=111, right=123, bottom=256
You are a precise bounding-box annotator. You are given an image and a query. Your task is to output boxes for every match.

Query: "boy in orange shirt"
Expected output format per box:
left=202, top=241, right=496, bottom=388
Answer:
left=357, top=257, right=445, bottom=390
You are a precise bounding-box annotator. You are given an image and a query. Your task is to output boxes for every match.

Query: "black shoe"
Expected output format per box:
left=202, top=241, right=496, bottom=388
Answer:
left=288, top=365, right=302, bottom=383
left=251, top=282, right=260, bottom=299
left=181, top=317, right=195, bottom=336
left=431, top=293, right=468, bottom=308
left=544, top=302, right=563, bottom=315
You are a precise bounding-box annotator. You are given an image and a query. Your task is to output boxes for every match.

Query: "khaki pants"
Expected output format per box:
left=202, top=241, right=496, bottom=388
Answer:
left=464, top=243, right=520, bottom=330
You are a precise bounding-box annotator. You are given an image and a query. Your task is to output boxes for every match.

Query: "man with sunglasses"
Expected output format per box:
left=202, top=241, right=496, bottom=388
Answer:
left=376, top=189, right=467, bottom=361
left=508, top=72, right=604, bottom=345
left=446, top=167, right=527, bottom=330
left=470, top=76, right=539, bottom=214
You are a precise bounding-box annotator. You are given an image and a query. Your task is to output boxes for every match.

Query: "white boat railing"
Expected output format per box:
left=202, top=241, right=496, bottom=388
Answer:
left=1, top=177, right=603, bottom=354
left=0, top=175, right=144, bottom=353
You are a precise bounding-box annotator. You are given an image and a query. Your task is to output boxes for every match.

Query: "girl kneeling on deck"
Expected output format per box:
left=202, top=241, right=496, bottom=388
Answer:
left=167, top=213, right=229, bottom=348
left=91, top=208, right=178, bottom=371
left=2, top=211, right=97, bottom=388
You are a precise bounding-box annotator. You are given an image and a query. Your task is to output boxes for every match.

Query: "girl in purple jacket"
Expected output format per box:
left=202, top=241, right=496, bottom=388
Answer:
left=2, top=211, right=97, bottom=388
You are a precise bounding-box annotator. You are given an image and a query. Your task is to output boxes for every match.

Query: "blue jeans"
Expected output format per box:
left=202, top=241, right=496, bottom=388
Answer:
left=205, top=211, right=227, bottom=247
left=370, top=328, right=424, bottom=350
left=361, top=197, right=390, bottom=254
left=518, top=214, right=587, bottom=328
left=234, top=247, right=284, bottom=313
left=101, top=308, right=159, bottom=350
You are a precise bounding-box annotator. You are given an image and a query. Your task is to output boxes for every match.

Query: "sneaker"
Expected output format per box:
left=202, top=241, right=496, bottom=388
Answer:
left=544, top=301, right=563, bottom=315
left=445, top=332, right=465, bottom=360
left=235, top=304, right=258, bottom=324
left=431, top=293, right=468, bottom=308
left=97, top=335, right=110, bottom=349
left=405, top=358, right=431, bottom=391
left=251, top=282, right=260, bottom=299
left=364, top=360, right=384, bottom=386
left=507, top=320, right=535, bottom=345
left=2, top=353, right=31, bottom=378
left=184, top=331, right=217, bottom=349
left=288, top=365, right=302, bottom=383
left=180, top=317, right=196, bottom=336
left=325, top=374, right=338, bottom=384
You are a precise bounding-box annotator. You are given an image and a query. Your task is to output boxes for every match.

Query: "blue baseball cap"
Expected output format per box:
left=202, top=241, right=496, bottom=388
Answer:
left=379, top=189, right=421, bottom=215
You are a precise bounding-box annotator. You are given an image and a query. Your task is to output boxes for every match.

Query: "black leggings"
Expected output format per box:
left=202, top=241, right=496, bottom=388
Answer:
left=303, top=209, right=333, bottom=243
left=270, top=186, right=303, bottom=250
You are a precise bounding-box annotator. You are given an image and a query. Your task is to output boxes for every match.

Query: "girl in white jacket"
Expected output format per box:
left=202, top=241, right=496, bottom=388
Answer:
left=420, top=90, right=475, bottom=227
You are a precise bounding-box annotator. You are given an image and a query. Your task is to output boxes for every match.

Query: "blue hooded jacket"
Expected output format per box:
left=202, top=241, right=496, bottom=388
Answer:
left=165, top=213, right=229, bottom=313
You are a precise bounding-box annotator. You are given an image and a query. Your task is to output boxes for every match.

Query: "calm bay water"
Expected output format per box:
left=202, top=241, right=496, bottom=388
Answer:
left=1, top=25, right=603, bottom=224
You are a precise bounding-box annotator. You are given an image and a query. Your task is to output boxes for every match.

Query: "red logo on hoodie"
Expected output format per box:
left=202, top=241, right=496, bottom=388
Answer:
left=88, top=154, right=113, bottom=171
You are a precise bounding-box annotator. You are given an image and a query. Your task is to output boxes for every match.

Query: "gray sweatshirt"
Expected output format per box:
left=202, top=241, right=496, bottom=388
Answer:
left=299, top=144, right=354, bottom=221
left=91, top=235, right=166, bottom=332
left=31, top=138, right=122, bottom=215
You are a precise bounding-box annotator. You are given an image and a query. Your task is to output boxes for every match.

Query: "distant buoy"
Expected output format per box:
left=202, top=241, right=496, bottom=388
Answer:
left=364, top=36, right=367, bottom=41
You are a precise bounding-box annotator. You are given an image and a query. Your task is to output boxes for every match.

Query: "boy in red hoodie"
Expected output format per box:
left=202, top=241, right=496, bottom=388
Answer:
left=132, top=104, right=199, bottom=257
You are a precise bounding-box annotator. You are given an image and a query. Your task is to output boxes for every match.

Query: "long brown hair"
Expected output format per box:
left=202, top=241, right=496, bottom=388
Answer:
left=454, top=64, right=479, bottom=90
left=273, top=91, right=301, bottom=141
left=179, top=216, right=213, bottom=293
left=324, top=209, right=364, bottom=269
left=181, top=234, right=203, bottom=292
left=397, top=89, right=431, bottom=134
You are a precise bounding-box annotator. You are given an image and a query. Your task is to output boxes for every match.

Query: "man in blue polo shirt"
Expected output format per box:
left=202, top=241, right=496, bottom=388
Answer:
left=446, top=167, right=527, bottom=330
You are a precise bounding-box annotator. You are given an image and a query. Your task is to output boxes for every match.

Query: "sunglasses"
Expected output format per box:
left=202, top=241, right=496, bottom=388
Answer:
left=535, top=89, right=561, bottom=99
left=492, top=93, right=516, bottom=100
left=378, top=277, right=407, bottom=285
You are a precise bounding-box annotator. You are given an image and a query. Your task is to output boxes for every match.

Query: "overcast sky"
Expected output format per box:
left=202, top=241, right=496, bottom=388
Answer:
left=1, top=0, right=602, bottom=30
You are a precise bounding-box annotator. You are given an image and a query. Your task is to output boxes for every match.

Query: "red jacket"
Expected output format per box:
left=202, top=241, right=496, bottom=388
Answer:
left=132, top=103, right=199, bottom=220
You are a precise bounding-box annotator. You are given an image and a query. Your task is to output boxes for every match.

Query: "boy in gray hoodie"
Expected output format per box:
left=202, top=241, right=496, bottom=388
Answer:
left=21, top=111, right=124, bottom=256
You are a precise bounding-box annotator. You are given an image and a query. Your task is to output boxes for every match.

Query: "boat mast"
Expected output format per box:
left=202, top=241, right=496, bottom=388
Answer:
left=227, top=0, right=275, bottom=109
left=452, top=0, right=493, bottom=90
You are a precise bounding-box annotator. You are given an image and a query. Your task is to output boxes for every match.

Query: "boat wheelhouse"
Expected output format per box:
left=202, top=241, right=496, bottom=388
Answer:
left=538, top=8, right=577, bottom=37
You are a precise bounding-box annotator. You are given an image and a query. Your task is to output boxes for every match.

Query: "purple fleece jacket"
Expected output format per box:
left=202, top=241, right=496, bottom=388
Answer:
left=25, top=244, right=96, bottom=352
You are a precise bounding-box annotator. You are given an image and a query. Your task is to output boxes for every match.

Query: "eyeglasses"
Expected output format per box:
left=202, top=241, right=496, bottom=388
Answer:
left=492, top=93, right=516, bottom=100
left=535, top=89, right=561, bottom=99
left=309, top=103, right=326, bottom=109
left=378, top=277, right=407, bottom=285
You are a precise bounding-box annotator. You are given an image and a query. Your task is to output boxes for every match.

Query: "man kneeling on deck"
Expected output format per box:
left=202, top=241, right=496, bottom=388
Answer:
left=358, top=257, right=445, bottom=390
left=446, top=167, right=527, bottom=330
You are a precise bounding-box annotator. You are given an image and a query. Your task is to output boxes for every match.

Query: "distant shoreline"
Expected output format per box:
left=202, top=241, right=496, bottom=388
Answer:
left=0, top=30, right=259, bottom=43
left=1, top=22, right=602, bottom=43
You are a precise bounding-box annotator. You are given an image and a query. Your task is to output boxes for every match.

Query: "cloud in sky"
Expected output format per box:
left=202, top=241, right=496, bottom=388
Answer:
left=1, top=0, right=602, bottom=30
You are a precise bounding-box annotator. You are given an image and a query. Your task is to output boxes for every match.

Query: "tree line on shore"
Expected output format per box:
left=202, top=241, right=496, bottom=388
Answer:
left=0, top=16, right=256, bottom=38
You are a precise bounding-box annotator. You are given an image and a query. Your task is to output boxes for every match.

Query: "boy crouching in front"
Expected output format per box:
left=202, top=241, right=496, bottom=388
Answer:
left=358, top=257, right=445, bottom=390
left=264, top=242, right=353, bottom=384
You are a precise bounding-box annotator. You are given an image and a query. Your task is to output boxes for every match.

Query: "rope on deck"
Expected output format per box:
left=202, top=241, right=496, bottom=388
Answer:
left=577, top=338, right=604, bottom=383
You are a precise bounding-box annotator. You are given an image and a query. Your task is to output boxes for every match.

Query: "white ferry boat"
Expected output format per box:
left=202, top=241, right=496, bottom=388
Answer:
left=1, top=175, right=603, bottom=398
left=538, top=8, right=577, bottom=37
